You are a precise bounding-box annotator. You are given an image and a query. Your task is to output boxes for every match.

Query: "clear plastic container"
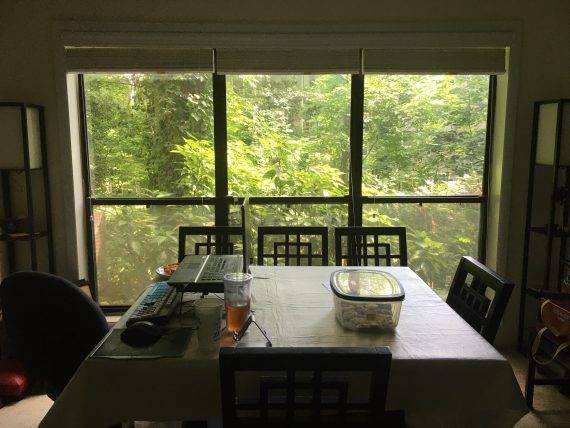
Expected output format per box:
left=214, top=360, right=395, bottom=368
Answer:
left=330, top=269, right=405, bottom=330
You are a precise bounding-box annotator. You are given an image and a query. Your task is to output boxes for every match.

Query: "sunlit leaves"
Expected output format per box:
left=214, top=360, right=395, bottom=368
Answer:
left=363, top=74, right=488, bottom=196
left=85, top=72, right=488, bottom=304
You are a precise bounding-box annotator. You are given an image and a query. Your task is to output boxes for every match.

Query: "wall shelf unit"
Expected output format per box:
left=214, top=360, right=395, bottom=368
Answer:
left=518, top=98, right=570, bottom=351
left=0, top=102, right=53, bottom=278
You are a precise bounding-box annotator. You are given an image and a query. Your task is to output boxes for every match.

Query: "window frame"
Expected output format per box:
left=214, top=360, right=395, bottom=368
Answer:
left=78, top=72, right=496, bottom=310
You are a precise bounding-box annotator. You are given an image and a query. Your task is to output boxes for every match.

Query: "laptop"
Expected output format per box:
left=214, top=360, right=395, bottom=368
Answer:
left=168, top=254, right=244, bottom=293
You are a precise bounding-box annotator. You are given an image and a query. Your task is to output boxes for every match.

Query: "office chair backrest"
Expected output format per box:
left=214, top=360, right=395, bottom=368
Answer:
left=219, top=346, right=399, bottom=428
left=0, top=271, right=109, bottom=400
left=257, top=226, right=329, bottom=266
left=446, top=256, right=514, bottom=344
left=334, top=226, right=408, bottom=267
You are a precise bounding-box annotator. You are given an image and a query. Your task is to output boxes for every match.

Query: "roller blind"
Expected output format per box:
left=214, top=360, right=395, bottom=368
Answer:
left=65, top=48, right=214, bottom=72
left=215, top=49, right=361, bottom=74
left=65, top=46, right=506, bottom=75
left=364, top=48, right=506, bottom=74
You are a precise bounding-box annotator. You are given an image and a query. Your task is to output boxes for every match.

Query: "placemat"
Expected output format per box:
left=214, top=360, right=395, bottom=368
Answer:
left=91, top=327, right=193, bottom=359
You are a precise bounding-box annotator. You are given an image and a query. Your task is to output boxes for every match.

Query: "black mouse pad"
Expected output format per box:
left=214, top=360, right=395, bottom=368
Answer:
left=91, top=327, right=193, bottom=359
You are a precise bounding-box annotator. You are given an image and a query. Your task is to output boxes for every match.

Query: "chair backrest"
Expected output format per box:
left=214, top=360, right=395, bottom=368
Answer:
left=446, top=256, right=514, bottom=344
left=178, top=225, right=245, bottom=263
left=219, top=346, right=395, bottom=428
left=241, top=197, right=253, bottom=270
left=334, top=226, right=408, bottom=267
left=257, top=226, right=329, bottom=266
left=0, top=271, right=109, bottom=400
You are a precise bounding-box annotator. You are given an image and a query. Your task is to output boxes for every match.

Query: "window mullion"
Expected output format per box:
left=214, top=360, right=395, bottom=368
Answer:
left=479, top=74, right=497, bottom=262
left=78, top=74, right=97, bottom=290
left=213, top=72, right=229, bottom=226
left=349, top=73, right=364, bottom=226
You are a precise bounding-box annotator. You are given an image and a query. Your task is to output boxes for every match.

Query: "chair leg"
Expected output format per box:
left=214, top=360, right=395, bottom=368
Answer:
left=525, top=352, right=536, bottom=409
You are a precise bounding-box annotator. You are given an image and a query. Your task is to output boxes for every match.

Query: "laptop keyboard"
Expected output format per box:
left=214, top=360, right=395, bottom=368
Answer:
left=200, top=256, right=228, bottom=281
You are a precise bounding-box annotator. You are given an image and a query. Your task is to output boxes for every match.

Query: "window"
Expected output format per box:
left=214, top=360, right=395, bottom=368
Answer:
left=362, top=74, right=490, bottom=297
left=363, top=75, right=488, bottom=197
left=79, top=49, right=498, bottom=307
left=84, top=73, right=214, bottom=198
left=226, top=74, right=350, bottom=197
left=82, top=73, right=215, bottom=306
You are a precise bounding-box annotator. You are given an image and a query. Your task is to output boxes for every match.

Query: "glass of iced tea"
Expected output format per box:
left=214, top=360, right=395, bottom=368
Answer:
left=223, top=272, right=252, bottom=334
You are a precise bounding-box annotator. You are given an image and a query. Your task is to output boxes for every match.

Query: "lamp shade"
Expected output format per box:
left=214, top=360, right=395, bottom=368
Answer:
left=0, top=104, right=42, bottom=169
left=535, top=100, right=570, bottom=166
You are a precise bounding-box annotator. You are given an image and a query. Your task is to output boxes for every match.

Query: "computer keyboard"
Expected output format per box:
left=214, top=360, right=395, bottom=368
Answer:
left=126, top=282, right=179, bottom=326
left=200, top=256, right=228, bottom=281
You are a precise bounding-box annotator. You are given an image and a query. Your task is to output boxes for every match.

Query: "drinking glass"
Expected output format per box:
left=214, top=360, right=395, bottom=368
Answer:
left=223, top=272, right=252, bottom=334
left=194, top=298, right=224, bottom=351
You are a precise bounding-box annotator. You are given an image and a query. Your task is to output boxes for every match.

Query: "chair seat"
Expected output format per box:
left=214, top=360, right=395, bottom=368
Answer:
left=0, top=359, right=29, bottom=398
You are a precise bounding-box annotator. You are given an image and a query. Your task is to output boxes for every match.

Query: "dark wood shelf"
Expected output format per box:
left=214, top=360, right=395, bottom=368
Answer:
left=0, top=231, right=48, bottom=242
left=519, top=99, right=570, bottom=352
left=0, top=167, right=43, bottom=172
left=530, top=225, right=570, bottom=237
left=0, top=103, right=53, bottom=275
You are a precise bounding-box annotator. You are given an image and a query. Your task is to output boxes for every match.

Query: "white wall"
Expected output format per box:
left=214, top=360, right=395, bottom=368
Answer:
left=1, top=0, right=569, bottom=346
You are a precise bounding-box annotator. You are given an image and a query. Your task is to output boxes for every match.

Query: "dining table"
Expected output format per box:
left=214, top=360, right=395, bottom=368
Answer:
left=39, top=265, right=528, bottom=428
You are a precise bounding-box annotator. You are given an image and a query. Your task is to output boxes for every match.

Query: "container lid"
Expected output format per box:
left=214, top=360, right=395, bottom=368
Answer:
left=330, top=269, right=405, bottom=302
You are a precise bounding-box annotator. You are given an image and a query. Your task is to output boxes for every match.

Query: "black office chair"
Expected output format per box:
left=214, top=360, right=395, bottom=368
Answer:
left=257, top=226, right=329, bottom=266
left=334, top=226, right=408, bottom=267
left=525, top=289, right=570, bottom=408
left=446, top=256, right=514, bottom=344
left=219, top=346, right=405, bottom=428
left=0, top=271, right=109, bottom=400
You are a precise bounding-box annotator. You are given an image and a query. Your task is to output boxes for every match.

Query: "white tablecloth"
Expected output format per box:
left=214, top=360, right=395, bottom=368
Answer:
left=40, top=266, right=527, bottom=428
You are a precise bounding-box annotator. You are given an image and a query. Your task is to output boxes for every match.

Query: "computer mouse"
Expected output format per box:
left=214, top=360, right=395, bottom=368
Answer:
left=120, top=321, right=162, bottom=347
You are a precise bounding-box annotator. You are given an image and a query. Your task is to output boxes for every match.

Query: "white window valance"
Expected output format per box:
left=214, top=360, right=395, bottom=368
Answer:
left=363, top=48, right=505, bottom=74
left=65, top=48, right=214, bottom=73
left=63, top=34, right=505, bottom=75
left=215, top=49, right=361, bottom=74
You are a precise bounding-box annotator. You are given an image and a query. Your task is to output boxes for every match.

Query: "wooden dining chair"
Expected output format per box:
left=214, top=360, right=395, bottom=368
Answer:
left=446, top=256, right=514, bottom=344
left=257, top=226, right=329, bottom=266
left=334, top=226, right=408, bottom=267
left=219, top=346, right=405, bottom=428
left=178, top=200, right=251, bottom=273
left=178, top=226, right=245, bottom=262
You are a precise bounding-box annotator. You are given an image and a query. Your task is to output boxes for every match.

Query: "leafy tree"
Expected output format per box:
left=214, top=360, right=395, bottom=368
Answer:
left=84, top=72, right=489, bottom=305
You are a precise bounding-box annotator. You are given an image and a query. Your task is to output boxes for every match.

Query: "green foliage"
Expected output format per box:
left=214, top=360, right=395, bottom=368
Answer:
left=94, top=205, right=214, bottom=305
left=85, top=73, right=213, bottom=198
left=225, top=75, right=350, bottom=196
left=363, top=75, right=488, bottom=195
left=172, top=137, right=215, bottom=196
left=84, top=72, right=489, bottom=305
